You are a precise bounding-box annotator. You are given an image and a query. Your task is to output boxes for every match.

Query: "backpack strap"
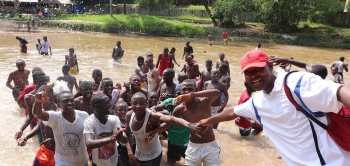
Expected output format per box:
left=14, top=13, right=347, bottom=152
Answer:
left=252, top=97, right=263, bottom=128
left=283, top=71, right=326, bottom=165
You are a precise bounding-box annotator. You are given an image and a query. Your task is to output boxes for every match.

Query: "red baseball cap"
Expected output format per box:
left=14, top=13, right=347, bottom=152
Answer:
left=240, top=49, right=269, bottom=73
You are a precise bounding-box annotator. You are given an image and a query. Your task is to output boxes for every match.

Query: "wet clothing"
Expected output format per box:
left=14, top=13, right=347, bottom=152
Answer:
left=83, top=114, right=121, bottom=166
left=235, top=90, right=252, bottom=133
left=129, top=109, right=162, bottom=162
left=157, top=53, right=171, bottom=76
left=33, top=145, right=55, bottom=166
left=47, top=110, right=89, bottom=166
left=185, top=140, right=221, bottom=166
left=69, top=65, right=78, bottom=74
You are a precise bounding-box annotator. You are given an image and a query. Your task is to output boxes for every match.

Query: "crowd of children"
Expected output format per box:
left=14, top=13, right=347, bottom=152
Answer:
left=7, top=37, right=350, bottom=166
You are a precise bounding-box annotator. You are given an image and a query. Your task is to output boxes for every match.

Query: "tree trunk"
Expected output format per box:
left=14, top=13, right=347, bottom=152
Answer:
left=123, top=0, right=126, bottom=14
left=202, top=0, right=218, bottom=26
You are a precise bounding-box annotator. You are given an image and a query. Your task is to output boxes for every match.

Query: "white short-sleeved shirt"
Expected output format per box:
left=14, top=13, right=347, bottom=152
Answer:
left=234, top=71, right=350, bottom=165
left=47, top=110, right=89, bottom=166
left=83, top=114, right=122, bottom=166
left=40, top=40, right=51, bottom=53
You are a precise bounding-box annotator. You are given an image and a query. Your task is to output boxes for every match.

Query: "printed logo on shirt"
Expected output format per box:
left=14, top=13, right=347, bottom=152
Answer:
left=98, top=132, right=115, bottom=160
left=64, top=133, right=80, bottom=149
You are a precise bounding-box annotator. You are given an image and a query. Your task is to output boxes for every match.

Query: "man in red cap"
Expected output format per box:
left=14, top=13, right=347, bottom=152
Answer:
left=198, top=49, right=350, bottom=165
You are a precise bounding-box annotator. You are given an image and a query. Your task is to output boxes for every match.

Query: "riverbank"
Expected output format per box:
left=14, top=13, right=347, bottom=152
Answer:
left=10, top=14, right=350, bottom=49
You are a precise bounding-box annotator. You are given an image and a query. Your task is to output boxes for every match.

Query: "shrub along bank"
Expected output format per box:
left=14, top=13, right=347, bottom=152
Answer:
left=37, top=14, right=209, bottom=37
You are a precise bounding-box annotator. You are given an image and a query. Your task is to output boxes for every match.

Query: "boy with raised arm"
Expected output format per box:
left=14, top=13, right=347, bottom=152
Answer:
left=125, top=92, right=201, bottom=166
left=84, top=94, right=128, bottom=166
left=17, top=85, right=58, bottom=166
left=6, top=59, right=30, bottom=101
left=166, top=80, right=221, bottom=165
left=204, top=69, right=229, bottom=129
left=33, top=89, right=89, bottom=166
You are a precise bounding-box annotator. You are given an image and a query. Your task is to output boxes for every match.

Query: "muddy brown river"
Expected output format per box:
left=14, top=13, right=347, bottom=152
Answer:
left=1, top=30, right=349, bottom=165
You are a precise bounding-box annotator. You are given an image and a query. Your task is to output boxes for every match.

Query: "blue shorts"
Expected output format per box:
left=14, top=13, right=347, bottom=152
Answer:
left=221, top=93, right=226, bottom=102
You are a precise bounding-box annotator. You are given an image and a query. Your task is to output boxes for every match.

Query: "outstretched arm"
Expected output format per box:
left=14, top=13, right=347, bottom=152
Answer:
left=337, top=86, right=350, bottom=109
left=174, top=89, right=220, bottom=104
left=198, top=107, right=238, bottom=127
left=84, top=128, right=124, bottom=149
left=17, top=123, right=41, bottom=146
left=344, top=63, right=349, bottom=72
left=271, top=57, right=312, bottom=72
left=32, top=87, right=50, bottom=121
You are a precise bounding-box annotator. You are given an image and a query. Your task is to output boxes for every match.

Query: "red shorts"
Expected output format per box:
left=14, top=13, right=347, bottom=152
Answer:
left=24, top=109, right=38, bottom=124
left=33, top=145, right=55, bottom=166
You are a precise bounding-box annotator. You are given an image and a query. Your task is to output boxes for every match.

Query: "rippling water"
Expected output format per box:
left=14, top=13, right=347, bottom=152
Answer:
left=1, top=31, right=349, bottom=166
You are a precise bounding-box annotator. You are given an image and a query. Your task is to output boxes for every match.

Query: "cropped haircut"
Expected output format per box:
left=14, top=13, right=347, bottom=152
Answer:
left=311, top=64, right=328, bottom=79
left=90, top=94, right=108, bottom=106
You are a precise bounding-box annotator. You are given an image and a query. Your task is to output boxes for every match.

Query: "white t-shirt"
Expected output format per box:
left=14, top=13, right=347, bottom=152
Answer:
left=40, top=40, right=51, bottom=53
left=234, top=72, right=350, bottom=165
left=47, top=110, right=89, bottom=166
left=83, top=114, right=122, bottom=166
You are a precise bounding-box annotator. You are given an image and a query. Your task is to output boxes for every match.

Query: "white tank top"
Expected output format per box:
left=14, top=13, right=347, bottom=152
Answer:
left=129, top=109, right=162, bottom=161
left=335, top=61, right=344, bottom=73
left=147, top=68, right=157, bottom=92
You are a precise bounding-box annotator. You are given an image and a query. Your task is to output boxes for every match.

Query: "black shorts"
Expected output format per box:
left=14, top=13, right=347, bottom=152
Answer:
left=167, top=141, right=187, bottom=161
left=41, top=52, right=48, bottom=55
left=139, top=152, right=162, bottom=166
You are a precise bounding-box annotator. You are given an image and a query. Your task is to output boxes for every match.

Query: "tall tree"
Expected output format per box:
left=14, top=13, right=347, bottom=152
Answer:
left=202, top=0, right=218, bottom=26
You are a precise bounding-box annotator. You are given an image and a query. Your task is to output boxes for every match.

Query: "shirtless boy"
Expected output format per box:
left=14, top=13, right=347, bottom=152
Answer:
left=159, top=68, right=176, bottom=101
left=168, top=80, right=221, bottom=165
left=74, top=81, right=94, bottom=115
left=207, top=32, right=214, bottom=46
left=216, top=52, right=230, bottom=75
left=84, top=94, right=127, bottom=166
left=65, top=48, right=79, bottom=74
left=148, top=91, right=160, bottom=108
left=112, top=41, right=124, bottom=64
left=145, top=58, right=160, bottom=92
left=175, top=72, right=188, bottom=97
left=56, top=64, right=79, bottom=93
left=14, top=71, right=47, bottom=141
left=135, top=56, right=148, bottom=89
left=114, top=101, right=132, bottom=166
left=33, top=90, right=89, bottom=165
left=182, top=55, right=200, bottom=80
left=125, top=92, right=201, bottom=166
left=156, top=47, right=173, bottom=76
left=17, top=85, right=58, bottom=166
left=198, top=60, right=212, bottom=91
left=169, top=47, right=180, bottom=68
left=219, top=63, right=231, bottom=104
left=6, top=59, right=30, bottom=101
left=204, top=69, right=229, bottom=129
left=91, top=69, right=103, bottom=92
left=119, top=74, right=148, bottom=107
left=182, top=41, right=193, bottom=59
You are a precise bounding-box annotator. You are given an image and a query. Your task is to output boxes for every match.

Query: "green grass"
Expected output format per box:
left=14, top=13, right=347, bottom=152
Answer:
left=299, top=21, right=333, bottom=29
left=158, top=15, right=211, bottom=21
left=37, top=14, right=209, bottom=37
left=177, top=5, right=211, bottom=10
